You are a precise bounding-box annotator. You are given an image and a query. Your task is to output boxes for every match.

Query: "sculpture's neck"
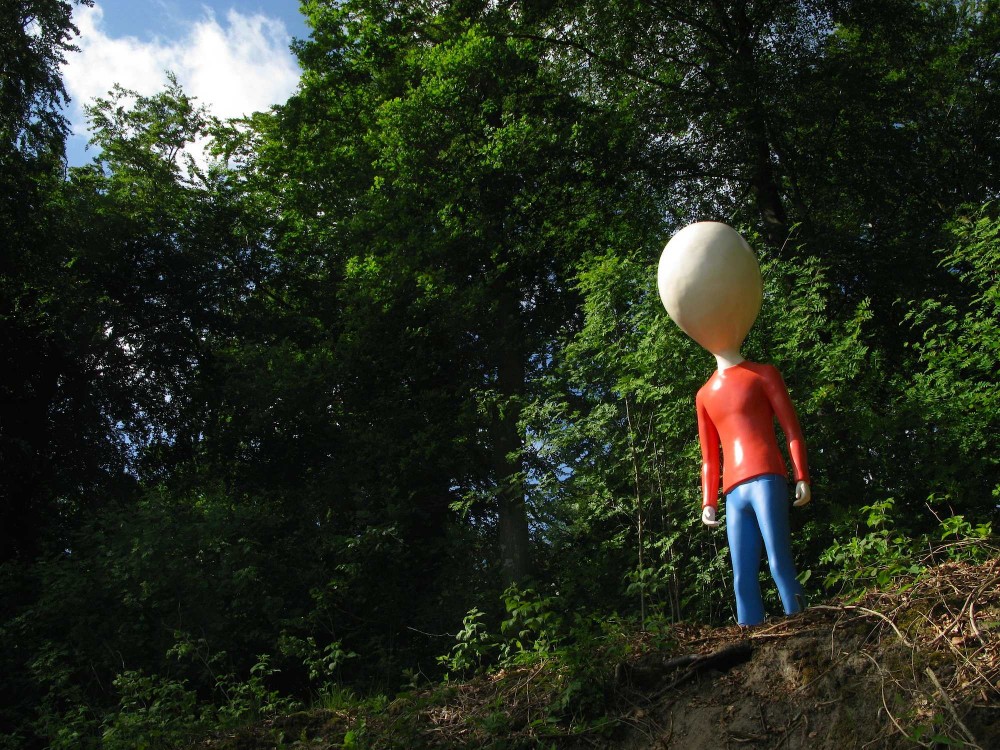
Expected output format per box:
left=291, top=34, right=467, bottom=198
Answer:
left=714, top=349, right=745, bottom=372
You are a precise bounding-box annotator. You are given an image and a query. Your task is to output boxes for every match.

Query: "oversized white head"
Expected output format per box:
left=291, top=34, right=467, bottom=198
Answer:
left=657, top=222, right=762, bottom=356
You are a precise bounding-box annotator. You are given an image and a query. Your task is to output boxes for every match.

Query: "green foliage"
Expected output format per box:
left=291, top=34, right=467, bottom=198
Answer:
left=937, top=514, right=992, bottom=545
left=907, top=716, right=970, bottom=747
left=819, top=499, right=924, bottom=591
left=499, top=588, right=565, bottom=662
left=819, top=498, right=995, bottom=595
left=438, top=588, right=567, bottom=676
left=903, top=206, right=1000, bottom=508
left=437, top=608, right=495, bottom=675
left=436, top=584, right=679, bottom=729
left=99, top=670, right=202, bottom=750
left=92, top=650, right=302, bottom=750
left=278, top=635, right=358, bottom=684
left=167, top=635, right=300, bottom=726
left=0, top=0, right=91, bottom=156
left=547, top=614, right=647, bottom=722
left=216, top=654, right=300, bottom=726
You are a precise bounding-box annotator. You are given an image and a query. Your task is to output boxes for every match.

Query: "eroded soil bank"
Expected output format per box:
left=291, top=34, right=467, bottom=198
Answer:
left=193, top=558, right=1000, bottom=749
left=614, top=558, right=999, bottom=749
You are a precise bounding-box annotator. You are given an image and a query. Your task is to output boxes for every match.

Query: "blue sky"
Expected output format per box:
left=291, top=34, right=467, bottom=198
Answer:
left=63, top=1, right=309, bottom=165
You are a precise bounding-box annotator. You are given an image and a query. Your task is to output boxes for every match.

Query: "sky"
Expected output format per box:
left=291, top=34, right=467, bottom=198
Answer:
left=62, top=1, right=309, bottom=166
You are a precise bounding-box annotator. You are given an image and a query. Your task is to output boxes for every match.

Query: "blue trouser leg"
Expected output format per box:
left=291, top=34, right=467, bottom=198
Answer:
left=726, top=474, right=804, bottom=625
left=751, top=474, right=805, bottom=616
left=726, top=483, right=765, bottom=625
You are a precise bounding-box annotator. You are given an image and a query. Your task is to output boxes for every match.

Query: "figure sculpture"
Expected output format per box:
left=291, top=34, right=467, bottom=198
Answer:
left=657, top=222, right=810, bottom=626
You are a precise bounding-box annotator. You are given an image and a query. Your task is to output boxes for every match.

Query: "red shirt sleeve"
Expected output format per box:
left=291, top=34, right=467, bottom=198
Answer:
left=761, top=366, right=810, bottom=485
left=696, top=390, right=722, bottom=509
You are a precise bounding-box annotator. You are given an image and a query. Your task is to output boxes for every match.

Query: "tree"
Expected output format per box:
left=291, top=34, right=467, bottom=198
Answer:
left=0, top=0, right=90, bottom=159
left=1, top=77, right=307, bottom=746
left=508, top=1, right=999, bottom=303
left=904, top=206, right=1000, bottom=514
left=517, top=0, right=999, bottom=507
left=0, top=0, right=94, bottom=562
left=257, top=0, right=663, bottom=584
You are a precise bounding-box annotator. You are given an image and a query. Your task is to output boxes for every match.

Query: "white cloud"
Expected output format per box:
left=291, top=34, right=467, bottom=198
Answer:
left=63, top=2, right=299, bottom=149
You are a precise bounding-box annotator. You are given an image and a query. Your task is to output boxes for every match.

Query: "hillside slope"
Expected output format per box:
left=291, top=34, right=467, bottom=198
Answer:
left=192, top=558, right=1000, bottom=749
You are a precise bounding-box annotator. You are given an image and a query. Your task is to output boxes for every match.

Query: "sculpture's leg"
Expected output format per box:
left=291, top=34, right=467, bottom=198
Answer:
left=750, top=474, right=805, bottom=615
left=725, top=482, right=765, bottom=626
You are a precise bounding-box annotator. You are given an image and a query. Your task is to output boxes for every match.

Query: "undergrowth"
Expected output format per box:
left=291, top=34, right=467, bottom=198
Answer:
left=29, top=512, right=997, bottom=750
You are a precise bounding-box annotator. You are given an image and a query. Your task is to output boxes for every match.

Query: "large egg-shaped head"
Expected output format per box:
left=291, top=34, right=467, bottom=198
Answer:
left=657, top=222, right=762, bottom=355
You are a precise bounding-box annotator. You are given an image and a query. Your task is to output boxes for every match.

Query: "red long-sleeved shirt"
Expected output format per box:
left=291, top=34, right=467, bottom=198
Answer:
left=696, top=361, right=809, bottom=509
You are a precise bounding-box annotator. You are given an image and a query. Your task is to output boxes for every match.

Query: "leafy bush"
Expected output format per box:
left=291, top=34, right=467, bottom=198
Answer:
left=436, top=607, right=495, bottom=675
left=819, top=498, right=994, bottom=595
left=99, top=671, right=203, bottom=750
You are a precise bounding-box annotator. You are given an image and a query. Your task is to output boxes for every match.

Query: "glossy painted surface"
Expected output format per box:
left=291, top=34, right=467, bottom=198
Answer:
left=658, top=221, right=812, bottom=622
left=696, top=361, right=809, bottom=508
left=657, top=222, right=762, bottom=357
left=726, top=474, right=805, bottom=625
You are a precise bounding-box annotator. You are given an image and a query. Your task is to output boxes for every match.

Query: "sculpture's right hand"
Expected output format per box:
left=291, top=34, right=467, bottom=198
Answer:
left=702, top=506, right=720, bottom=528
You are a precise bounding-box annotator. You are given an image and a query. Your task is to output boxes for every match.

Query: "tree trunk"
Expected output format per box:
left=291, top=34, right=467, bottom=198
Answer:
left=750, top=130, right=790, bottom=252
left=492, top=283, right=532, bottom=586
left=731, top=11, right=790, bottom=254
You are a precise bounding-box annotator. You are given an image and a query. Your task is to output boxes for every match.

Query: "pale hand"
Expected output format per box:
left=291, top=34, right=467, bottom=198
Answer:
left=793, top=480, right=811, bottom=507
left=701, top=506, right=720, bottom=527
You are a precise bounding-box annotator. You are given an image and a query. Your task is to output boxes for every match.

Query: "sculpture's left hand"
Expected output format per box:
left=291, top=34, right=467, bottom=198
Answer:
left=793, top=480, right=811, bottom=507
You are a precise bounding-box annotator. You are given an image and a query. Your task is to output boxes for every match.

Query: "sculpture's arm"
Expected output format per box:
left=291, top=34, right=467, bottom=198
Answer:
left=763, top=366, right=811, bottom=506
left=696, top=392, right=721, bottom=525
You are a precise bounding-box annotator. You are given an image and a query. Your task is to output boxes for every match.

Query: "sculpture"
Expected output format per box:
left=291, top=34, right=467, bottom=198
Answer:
left=657, top=222, right=810, bottom=626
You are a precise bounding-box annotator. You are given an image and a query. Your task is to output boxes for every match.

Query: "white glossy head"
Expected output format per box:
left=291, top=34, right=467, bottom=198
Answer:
left=657, top=222, right=762, bottom=358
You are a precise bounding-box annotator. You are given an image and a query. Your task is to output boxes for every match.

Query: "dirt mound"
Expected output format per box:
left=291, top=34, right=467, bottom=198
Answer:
left=614, top=558, right=1000, bottom=749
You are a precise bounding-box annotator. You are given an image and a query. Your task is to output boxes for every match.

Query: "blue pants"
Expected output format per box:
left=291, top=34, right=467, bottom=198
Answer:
left=725, top=474, right=804, bottom=626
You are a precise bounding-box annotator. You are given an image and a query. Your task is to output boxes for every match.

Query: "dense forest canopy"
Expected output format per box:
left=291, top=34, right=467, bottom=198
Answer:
left=1, top=0, right=998, bottom=746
